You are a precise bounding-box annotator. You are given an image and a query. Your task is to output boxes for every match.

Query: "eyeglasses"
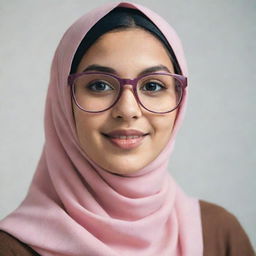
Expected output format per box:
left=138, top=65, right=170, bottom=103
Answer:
left=68, top=71, right=187, bottom=114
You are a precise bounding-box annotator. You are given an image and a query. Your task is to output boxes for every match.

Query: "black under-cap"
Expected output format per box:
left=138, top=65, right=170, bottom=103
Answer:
left=70, top=7, right=181, bottom=74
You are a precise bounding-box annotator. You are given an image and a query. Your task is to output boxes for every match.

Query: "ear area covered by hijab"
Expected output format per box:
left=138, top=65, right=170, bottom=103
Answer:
left=0, top=2, right=203, bottom=256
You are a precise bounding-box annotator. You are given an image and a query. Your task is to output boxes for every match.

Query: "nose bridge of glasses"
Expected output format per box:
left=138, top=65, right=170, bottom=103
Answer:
left=119, top=78, right=138, bottom=88
left=115, top=77, right=141, bottom=107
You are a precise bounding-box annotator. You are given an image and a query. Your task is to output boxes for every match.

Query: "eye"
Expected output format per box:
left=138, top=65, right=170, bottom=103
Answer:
left=141, top=82, right=165, bottom=92
left=87, top=80, right=114, bottom=92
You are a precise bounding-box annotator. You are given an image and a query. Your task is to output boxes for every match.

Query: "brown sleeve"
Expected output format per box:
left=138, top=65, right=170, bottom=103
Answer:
left=0, top=230, right=39, bottom=256
left=200, top=200, right=255, bottom=256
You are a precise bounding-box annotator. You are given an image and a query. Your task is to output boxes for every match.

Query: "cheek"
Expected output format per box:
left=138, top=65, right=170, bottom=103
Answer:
left=151, top=112, right=177, bottom=141
left=73, top=108, right=108, bottom=147
left=73, top=109, right=95, bottom=145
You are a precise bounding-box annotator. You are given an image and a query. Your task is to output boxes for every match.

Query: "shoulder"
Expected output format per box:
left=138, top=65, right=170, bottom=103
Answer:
left=200, top=200, right=240, bottom=228
left=0, top=230, right=40, bottom=256
left=199, top=200, right=255, bottom=256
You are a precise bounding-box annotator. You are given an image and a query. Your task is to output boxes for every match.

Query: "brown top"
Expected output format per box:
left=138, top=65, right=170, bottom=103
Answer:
left=200, top=200, right=254, bottom=256
left=0, top=200, right=254, bottom=256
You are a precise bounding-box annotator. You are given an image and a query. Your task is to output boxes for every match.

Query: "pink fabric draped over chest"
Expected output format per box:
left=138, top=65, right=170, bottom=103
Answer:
left=0, top=2, right=203, bottom=255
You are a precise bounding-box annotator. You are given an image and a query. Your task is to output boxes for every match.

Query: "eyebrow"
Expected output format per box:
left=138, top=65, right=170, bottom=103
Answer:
left=82, top=64, right=171, bottom=76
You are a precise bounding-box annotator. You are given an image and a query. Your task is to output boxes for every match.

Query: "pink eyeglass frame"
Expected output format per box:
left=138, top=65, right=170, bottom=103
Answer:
left=68, top=71, right=187, bottom=114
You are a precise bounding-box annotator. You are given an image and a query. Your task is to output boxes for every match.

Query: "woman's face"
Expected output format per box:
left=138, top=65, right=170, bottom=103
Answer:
left=73, top=28, right=177, bottom=175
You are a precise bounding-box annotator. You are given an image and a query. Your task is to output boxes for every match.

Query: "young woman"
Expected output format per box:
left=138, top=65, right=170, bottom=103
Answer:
left=0, top=2, right=254, bottom=255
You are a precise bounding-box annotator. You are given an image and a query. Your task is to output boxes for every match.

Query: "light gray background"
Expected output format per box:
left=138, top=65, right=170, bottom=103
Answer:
left=0, top=0, right=255, bottom=250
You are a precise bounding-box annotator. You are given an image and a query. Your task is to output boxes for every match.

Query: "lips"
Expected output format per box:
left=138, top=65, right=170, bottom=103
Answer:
left=102, top=129, right=148, bottom=150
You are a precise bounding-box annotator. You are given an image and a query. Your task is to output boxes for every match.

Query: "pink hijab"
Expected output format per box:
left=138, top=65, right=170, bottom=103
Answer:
left=0, top=2, right=203, bottom=255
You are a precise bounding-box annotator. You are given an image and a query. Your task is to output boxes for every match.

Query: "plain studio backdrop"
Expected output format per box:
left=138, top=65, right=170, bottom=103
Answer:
left=0, top=0, right=255, bottom=250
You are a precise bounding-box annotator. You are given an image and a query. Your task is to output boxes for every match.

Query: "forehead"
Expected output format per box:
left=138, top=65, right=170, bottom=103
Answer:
left=77, top=28, right=174, bottom=74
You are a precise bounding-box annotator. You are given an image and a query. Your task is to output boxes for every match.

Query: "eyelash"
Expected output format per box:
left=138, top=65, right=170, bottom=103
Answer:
left=87, top=81, right=114, bottom=91
left=140, top=81, right=166, bottom=92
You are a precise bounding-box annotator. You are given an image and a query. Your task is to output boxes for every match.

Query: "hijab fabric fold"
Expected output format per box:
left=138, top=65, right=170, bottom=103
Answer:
left=0, top=2, right=203, bottom=255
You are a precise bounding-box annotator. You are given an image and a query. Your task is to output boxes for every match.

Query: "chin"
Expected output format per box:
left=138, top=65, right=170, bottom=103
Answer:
left=102, top=158, right=147, bottom=176
left=94, top=148, right=161, bottom=176
left=106, top=168, right=140, bottom=176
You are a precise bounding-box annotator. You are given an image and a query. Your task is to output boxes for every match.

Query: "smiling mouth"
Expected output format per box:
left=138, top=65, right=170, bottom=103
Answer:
left=102, top=130, right=149, bottom=150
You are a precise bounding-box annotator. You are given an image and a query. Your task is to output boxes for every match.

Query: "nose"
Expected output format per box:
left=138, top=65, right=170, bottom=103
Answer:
left=111, top=85, right=142, bottom=120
